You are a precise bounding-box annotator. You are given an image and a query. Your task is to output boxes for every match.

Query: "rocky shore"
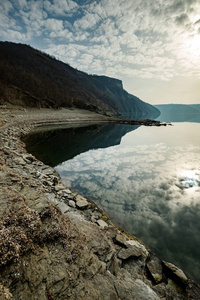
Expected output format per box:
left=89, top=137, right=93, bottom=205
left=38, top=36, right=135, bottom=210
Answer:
left=0, top=106, right=199, bottom=299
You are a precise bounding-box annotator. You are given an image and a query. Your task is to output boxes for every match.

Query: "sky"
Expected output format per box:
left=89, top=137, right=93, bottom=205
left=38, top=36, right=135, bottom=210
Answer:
left=0, top=0, right=200, bottom=105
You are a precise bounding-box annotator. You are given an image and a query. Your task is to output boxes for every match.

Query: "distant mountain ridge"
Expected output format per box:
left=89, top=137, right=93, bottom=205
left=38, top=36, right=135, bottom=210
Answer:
left=0, top=41, right=159, bottom=118
left=155, top=104, right=200, bottom=122
left=155, top=104, right=200, bottom=114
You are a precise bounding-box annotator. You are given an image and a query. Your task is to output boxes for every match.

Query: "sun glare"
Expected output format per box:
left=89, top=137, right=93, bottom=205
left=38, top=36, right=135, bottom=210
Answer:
left=186, top=34, right=200, bottom=57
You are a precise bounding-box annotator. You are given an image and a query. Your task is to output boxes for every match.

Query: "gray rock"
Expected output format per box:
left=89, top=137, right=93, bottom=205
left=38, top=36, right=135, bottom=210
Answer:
left=61, top=189, right=74, bottom=200
left=132, top=279, right=160, bottom=300
left=76, top=195, right=89, bottom=209
left=97, top=219, right=108, bottom=229
left=62, top=189, right=72, bottom=195
left=152, top=283, right=166, bottom=298
left=13, top=157, right=26, bottom=166
left=23, top=154, right=35, bottom=163
left=68, top=200, right=76, bottom=208
left=118, top=246, right=142, bottom=260
left=125, top=239, right=149, bottom=257
left=57, top=202, right=70, bottom=214
left=147, top=256, right=163, bottom=284
left=163, top=261, right=188, bottom=284
left=55, top=184, right=66, bottom=192
left=115, top=233, right=128, bottom=246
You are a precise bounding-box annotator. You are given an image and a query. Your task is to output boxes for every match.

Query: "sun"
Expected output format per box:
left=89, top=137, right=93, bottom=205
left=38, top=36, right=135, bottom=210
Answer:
left=186, top=34, right=200, bottom=58
left=190, top=35, right=200, bottom=52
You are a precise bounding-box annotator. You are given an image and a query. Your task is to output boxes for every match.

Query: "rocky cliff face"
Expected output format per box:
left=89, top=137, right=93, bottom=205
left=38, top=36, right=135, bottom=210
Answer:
left=0, top=41, right=159, bottom=118
left=85, top=75, right=160, bottom=118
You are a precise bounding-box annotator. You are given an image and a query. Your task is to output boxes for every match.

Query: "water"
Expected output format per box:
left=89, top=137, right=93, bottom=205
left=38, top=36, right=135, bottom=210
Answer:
left=24, top=120, right=200, bottom=283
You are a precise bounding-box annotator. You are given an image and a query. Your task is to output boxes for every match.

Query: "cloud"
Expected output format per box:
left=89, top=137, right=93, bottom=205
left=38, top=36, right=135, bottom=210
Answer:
left=0, top=0, right=200, bottom=102
left=55, top=122, right=200, bottom=280
left=175, top=13, right=189, bottom=25
left=44, top=0, right=78, bottom=16
left=74, top=13, right=101, bottom=30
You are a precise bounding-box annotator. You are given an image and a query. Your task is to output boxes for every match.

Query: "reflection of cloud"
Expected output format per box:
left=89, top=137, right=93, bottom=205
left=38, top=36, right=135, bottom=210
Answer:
left=56, top=123, right=200, bottom=281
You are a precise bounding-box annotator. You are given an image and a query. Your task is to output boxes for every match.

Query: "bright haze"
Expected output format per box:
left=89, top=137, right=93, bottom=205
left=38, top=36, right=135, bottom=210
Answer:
left=1, top=0, right=200, bottom=105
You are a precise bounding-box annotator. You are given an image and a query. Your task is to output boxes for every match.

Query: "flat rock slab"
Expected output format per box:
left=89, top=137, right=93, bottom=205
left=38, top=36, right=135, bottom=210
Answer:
left=76, top=196, right=89, bottom=209
left=125, top=239, right=149, bottom=257
left=118, top=246, right=142, bottom=260
left=163, top=261, right=188, bottom=284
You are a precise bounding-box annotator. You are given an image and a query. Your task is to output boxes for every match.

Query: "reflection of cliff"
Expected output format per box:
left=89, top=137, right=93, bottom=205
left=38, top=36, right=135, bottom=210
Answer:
left=155, top=104, right=200, bottom=122
left=23, top=123, right=139, bottom=167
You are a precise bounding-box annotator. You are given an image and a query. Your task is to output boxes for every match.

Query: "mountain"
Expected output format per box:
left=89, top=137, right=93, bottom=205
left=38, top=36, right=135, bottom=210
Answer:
left=155, top=104, right=200, bottom=122
left=0, top=41, right=159, bottom=118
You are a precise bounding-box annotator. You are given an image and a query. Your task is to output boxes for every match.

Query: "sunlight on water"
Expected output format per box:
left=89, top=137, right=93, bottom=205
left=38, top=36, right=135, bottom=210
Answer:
left=179, top=170, right=199, bottom=189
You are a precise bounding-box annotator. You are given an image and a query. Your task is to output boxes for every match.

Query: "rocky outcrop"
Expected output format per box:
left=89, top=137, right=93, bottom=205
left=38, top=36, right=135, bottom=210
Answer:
left=0, top=107, right=199, bottom=299
left=79, top=74, right=160, bottom=118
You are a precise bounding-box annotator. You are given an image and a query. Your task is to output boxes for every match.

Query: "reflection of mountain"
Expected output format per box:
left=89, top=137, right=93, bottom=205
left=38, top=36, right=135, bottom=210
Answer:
left=155, top=104, right=200, bottom=122
left=23, top=123, right=139, bottom=167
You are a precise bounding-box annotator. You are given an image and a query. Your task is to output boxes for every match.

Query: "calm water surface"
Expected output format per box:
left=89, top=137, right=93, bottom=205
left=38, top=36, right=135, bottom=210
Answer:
left=24, top=121, right=200, bottom=282
left=55, top=122, right=200, bottom=282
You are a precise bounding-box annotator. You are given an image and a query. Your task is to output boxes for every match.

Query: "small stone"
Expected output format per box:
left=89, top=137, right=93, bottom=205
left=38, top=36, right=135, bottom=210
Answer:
left=91, top=216, right=97, bottom=223
left=14, top=157, right=26, bottom=166
left=62, top=189, right=72, bottom=195
left=55, top=184, right=66, bottom=191
left=76, top=200, right=88, bottom=209
left=23, top=154, right=35, bottom=163
left=57, top=202, right=70, bottom=214
left=42, top=168, right=54, bottom=176
left=68, top=200, right=76, bottom=208
left=76, top=195, right=89, bottom=209
left=62, top=189, right=74, bottom=200
left=97, top=219, right=108, bottom=229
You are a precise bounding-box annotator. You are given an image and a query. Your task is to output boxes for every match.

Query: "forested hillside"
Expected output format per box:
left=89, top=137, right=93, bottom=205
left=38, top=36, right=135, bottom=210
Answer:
left=0, top=41, right=159, bottom=118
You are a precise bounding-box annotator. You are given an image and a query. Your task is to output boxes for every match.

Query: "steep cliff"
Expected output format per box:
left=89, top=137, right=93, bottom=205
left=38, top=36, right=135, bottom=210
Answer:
left=0, top=41, right=159, bottom=118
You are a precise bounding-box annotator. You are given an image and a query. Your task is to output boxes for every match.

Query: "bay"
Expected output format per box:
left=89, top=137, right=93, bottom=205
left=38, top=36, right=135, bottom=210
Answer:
left=24, top=119, right=200, bottom=283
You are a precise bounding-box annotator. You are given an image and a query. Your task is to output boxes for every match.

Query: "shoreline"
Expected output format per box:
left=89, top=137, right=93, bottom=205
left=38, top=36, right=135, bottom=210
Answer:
left=0, top=106, right=199, bottom=299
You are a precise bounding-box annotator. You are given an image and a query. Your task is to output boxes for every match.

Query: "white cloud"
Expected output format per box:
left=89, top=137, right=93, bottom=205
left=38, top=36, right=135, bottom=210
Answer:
left=74, top=13, right=101, bottom=30
left=0, top=29, right=29, bottom=41
left=1, top=0, right=14, bottom=13
left=44, top=0, right=78, bottom=16
left=45, top=18, right=64, bottom=31
left=1, top=0, right=200, bottom=102
left=17, top=0, right=28, bottom=9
